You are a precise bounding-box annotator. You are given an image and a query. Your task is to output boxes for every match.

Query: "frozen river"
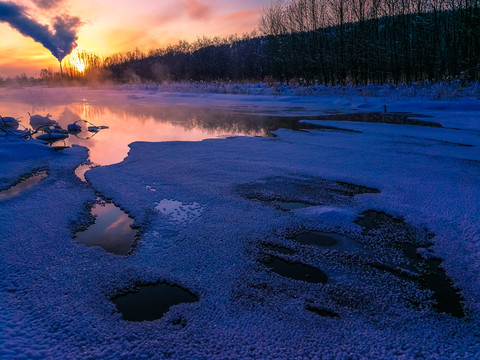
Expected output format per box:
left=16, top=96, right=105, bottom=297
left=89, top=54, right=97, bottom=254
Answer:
left=1, top=86, right=479, bottom=359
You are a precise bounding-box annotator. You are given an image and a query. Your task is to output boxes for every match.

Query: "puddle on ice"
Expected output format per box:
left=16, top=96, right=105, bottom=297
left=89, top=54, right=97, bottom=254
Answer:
left=155, top=199, right=203, bottom=224
left=262, top=255, right=328, bottom=284
left=306, top=305, right=340, bottom=318
left=74, top=163, right=98, bottom=182
left=75, top=200, right=137, bottom=255
left=112, top=283, right=199, bottom=322
left=304, top=112, right=442, bottom=127
left=355, top=210, right=405, bottom=233
left=356, top=210, right=465, bottom=317
left=0, top=171, right=48, bottom=200
left=402, top=244, right=465, bottom=318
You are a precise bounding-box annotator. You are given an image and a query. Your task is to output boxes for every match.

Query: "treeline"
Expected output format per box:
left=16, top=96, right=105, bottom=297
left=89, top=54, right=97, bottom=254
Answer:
left=258, top=0, right=480, bottom=84
left=41, top=0, right=480, bottom=85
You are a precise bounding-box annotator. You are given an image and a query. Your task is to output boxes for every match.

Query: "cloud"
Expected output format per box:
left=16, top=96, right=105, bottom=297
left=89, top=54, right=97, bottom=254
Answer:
left=182, top=0, right=211, bottom=20
left=103, top=28, right=163, bottom=52
left=223, top=8, right=260, bottom=22
left=31, top=0, right=64, bottom=10
left=0, top=1, right=81, bottom=61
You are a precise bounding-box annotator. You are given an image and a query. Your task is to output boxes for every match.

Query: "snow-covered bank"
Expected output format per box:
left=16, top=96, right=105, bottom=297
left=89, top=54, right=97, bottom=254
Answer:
left=86, top=116, right=480, bottom=357
left=117, top=81, right=480, bottom=101
left=1, top=89, right=479, bottom=358
left=2, top=81, right=479, bottom=101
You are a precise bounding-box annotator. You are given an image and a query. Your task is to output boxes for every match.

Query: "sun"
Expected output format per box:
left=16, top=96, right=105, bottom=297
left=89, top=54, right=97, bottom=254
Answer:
left=72, top=56, right=87, bottom=74
left=63, top=50, right=89, bottom=75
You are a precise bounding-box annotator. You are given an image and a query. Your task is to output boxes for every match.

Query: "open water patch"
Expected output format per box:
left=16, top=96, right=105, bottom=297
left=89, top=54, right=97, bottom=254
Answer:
left=302, top=112, right=442, bottom=128
left=112, top=283, right=199, bottom=322
left=0, top=170, right=48, bottom=200
left=262, top=255, right=328, bottom=284
left=306, top=305, right=340, bottom=318
left=356, top=210, right=465, bottom=317
left=74, top=199, right=138, bottom=255
left=401, top=244, right=465, bottom=318
left=355, top=210, right=405, bottom=234
left=74, top=163, right=99, bottom=182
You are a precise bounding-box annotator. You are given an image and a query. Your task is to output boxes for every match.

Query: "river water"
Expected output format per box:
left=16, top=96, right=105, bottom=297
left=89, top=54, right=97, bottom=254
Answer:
left=0, top=101, right=309, bottom=166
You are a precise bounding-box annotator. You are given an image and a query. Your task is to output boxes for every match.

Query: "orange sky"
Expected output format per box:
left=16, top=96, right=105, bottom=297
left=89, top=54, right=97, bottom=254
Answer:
left=0, top=0, right=267, bottom=77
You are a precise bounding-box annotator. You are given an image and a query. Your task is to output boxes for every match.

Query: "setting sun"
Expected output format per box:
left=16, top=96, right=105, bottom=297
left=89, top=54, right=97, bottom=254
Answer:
left=72, top=57, right=86, bottom=74
left=61, top=50, right=101, bottom=77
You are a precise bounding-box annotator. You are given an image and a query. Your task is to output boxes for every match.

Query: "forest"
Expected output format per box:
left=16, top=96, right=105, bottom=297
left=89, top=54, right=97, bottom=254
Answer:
left=3, top=0, right=479, bottom=85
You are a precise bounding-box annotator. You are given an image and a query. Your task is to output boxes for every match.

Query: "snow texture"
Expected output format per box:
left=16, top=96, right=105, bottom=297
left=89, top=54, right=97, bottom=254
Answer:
left=155, top=199, right=203, bottom=224
left=1, top=87, right=479, bottom=359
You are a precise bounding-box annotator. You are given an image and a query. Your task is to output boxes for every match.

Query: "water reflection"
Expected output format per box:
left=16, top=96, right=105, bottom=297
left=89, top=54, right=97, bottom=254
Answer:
left=0, top=101, right=330, bottom=166
left=74, top=163, right=98, bottom=182
left=0, top=171, right=48, bottom=200
left=74, top=199, right=137, bottom=255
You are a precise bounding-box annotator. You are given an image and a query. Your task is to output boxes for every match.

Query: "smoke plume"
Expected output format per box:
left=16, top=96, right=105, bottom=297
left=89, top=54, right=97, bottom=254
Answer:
left=32, top=0, right=64, bottom=10
left=0, top=1, right=81, bottom=61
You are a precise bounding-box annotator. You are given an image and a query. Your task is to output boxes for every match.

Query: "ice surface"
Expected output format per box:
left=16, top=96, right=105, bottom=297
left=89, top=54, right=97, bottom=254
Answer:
left=1, top=87, right=480, bottom=359
left=155, top=199, right=203, bottom=224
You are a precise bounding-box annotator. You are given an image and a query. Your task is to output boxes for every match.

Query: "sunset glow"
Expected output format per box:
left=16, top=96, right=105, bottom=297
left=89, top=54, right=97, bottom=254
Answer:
left=0, top=0, right=267, bottom=77
left=66, top=51, right=87, bottom=74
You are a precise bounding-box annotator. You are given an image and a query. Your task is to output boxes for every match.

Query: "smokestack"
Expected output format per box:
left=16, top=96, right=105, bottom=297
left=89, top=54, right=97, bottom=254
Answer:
left=0, top=2, right=81, bottom=64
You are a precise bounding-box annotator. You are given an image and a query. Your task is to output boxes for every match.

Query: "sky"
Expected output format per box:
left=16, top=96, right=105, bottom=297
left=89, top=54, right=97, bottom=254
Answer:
left=0, top=0, right=269, bottom=77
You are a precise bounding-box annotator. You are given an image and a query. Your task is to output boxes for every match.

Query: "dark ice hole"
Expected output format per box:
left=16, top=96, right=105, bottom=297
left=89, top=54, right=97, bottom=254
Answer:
left=0, top=171, right=48, bottom=200
left=357, top=210, right=464, bottom=317
left=75, top=200, right=137, bottom=255
left=401, top=244, right=465, bottom=318
left=112, top=283, right=199, bottom=322
left=306, top=305, right=340, bottom=318
left=303, top=112, right=441, bottom=127
left=262, top=255, right=328, bottom=284
left=355, top=210, right=405, bottom=233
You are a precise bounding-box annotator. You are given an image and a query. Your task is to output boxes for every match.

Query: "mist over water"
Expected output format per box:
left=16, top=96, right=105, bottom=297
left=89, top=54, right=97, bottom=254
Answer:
left=0, top=87, right=338, bottom=165
left=0, top=95, right=279, bottom=165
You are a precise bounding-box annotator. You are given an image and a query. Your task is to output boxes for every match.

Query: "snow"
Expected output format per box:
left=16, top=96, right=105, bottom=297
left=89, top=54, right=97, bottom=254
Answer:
left=155, top=199, right=203, bottom=224
left=1, top=86, right=480, bottom=359
left=29, top=114, right=57, bottom=129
